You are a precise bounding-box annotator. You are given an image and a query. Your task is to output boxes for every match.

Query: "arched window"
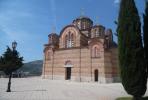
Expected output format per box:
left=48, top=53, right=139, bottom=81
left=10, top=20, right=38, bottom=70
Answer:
left=77, top=21, right=81, bottom=29
left=68, top=32, right=71, bottom=47
left=83, top=21, right=86, bottom=29
left=95, top=29, right=99, bottom=37
left=65, top=35, right=68, bottom=48
left=65, top=32, right=75, bottom=48
left=96, top=48, right=100, bottom=57
left=46, top=51, right=51, bottom=60
left=91, top=29, right=96, bottom=38
left=48, top=52, right=51, bottom=60
left=99, top=28, right=102, bottom=36
left=92, top=46, right=100, bottom=58
left=71, top=34, right=74, bottom=47
left=94, top=47, right=97, bottom=57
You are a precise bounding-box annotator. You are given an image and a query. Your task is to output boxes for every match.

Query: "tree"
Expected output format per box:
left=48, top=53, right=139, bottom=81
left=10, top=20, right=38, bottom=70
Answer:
left=0, top=46, right=23, bottom=92
left=117, top=0, right=147, bottom=99
left=143, top=0, right=148, bottom=77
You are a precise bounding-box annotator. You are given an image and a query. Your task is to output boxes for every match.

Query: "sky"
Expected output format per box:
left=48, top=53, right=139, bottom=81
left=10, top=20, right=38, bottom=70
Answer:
left=0, top=0, right=145, bottom=62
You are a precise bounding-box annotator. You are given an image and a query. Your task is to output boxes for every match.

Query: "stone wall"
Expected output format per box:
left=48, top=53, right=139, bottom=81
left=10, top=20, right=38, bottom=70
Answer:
left=42, top=46, right=119, bottom=83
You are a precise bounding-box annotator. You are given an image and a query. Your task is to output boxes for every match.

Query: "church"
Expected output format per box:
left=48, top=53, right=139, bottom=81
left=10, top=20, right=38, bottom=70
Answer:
left=42, top=16, right=120, bottom=83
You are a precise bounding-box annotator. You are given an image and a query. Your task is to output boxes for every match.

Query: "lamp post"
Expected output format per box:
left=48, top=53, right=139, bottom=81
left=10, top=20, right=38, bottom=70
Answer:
left=12, top=41, right=17, bottom=50
left=6, top=41, right=17, bottom=92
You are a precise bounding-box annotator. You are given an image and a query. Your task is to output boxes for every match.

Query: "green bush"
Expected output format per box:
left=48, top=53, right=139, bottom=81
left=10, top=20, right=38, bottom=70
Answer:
left=116, top=97, right=148, bottom=100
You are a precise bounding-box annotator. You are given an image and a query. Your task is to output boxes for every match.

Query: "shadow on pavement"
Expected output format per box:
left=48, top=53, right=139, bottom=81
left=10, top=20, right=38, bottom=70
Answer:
left=12, top=89, right=47, bottom=92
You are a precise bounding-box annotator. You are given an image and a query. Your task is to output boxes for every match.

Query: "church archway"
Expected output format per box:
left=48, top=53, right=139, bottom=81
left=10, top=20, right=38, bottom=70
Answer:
left=65, top=67, right=71, bottom=80
left=65, top=60, right=73, bottom=80
left=94, top=69, right=99, bottom=82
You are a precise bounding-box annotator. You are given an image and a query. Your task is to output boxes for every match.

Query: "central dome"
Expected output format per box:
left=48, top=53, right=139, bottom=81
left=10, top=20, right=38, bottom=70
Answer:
left=73, top=16, right=93, bottom=30
left=75, top=16, right=93, bottom=21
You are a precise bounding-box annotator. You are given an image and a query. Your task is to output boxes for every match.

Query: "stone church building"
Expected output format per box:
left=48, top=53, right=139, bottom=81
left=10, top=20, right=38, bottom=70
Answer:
left=42, top=16, right=119, bottom=83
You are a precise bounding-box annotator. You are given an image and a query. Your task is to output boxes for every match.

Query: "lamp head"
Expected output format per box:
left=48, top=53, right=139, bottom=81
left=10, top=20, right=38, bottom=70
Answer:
left=12, top=41, right=17, bottom=50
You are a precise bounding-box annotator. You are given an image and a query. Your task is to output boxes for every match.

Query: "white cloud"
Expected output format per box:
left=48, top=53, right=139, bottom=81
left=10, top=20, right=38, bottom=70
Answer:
left=114, top=0, right=120, bottom=4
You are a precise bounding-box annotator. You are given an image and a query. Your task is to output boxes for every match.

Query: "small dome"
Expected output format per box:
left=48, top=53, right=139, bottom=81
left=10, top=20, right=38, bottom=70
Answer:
left=74, top=16, right=93, bottom=22
left=48, top=33, right=58, bottom=37
left=48, top=33, right=59, bottom=45
left=105, top=29, right=113, bottom=45
left=92, top=25, right=105, bottom=28
left=91, top=25, right=105, bottom=38
left=73, top=16, right=93, bottom=30
left=105, top=29, right=112, bottom=36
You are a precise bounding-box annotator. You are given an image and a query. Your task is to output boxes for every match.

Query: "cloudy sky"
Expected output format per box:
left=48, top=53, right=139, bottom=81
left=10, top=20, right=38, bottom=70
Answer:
left=0, top=0, right=145, bottom=62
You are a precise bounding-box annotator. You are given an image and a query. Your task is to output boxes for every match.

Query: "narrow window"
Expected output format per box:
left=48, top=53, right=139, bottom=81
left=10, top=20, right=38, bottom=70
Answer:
left=71, top=34, right=74, bottom=47
left=65, top=35, right=68, bottom=48
left=48, top=52, right=51, bottom=60
left=96, top=29, right=99, bottom=37
left=99, top=28, right=102, bottom=36
left=46, top=52, right=51, bottom=60
left=94, top=47, right=97, bottom=57
left=93, top=46, right=100, bottom=58
left=68, top=32, right=71, bottom=47
left=65, top=32, right=75, bottom=48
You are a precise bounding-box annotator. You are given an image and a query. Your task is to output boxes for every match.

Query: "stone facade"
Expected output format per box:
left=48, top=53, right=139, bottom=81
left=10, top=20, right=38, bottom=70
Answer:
left=42, top=16, right=120, bottom=83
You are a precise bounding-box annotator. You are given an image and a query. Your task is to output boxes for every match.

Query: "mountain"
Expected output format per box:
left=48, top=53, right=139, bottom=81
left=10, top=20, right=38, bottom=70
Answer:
left=18, top=60, right=43, bottom=76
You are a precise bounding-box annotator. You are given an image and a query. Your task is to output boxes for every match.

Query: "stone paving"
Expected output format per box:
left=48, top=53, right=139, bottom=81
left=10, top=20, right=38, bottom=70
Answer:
left=0, top=77, right=147, bottom=100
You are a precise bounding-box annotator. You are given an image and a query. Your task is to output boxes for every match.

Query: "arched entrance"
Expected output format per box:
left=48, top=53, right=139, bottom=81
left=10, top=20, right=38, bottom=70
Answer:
left=65, top=60, right=73, bottom=80
left=65, top=67, right=71, bottom=80
left=94, top=69, right=98, bottom=82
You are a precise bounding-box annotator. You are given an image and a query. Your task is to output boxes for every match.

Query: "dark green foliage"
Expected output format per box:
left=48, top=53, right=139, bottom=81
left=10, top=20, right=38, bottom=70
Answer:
left=0, top=46, right=23, bottom=75
left=0, top=46, right=23, bottom=92
left=0, top=56, right=3, bottom=71
left=117, top=0, right=147, bottom=98
left=143, top=0, right=148, bottom=77
left=116, top=96, right=148, bottom=100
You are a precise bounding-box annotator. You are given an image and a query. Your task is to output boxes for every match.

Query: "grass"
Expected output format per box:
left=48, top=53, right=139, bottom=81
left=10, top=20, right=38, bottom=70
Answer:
left=116, top=97, right=148, bottom=100
left=116, top=97, right=132, bottom=100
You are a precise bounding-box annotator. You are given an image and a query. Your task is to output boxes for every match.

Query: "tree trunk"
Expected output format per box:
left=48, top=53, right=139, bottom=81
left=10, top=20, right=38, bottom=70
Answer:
left=147, top=60, right=148, bottom=78
left=6, top=72, right=12, bottom=92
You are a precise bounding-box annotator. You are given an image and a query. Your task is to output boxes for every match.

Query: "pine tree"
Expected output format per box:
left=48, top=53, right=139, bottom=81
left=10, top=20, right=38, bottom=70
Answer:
left=117, top=0, right=147, bottom=99
left=0, top=46, right=23, bottom=92
left=143, top=0, right=148, bottom=77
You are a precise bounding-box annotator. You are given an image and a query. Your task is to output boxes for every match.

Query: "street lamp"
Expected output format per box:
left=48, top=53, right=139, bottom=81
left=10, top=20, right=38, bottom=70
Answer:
left=12, top=41, right=17, bottom=50
left=7, top=41, right=17, bottom=92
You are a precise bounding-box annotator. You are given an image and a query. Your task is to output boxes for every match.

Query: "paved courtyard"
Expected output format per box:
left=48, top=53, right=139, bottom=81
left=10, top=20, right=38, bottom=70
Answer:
left=0, top=77, right=147, bottom=100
